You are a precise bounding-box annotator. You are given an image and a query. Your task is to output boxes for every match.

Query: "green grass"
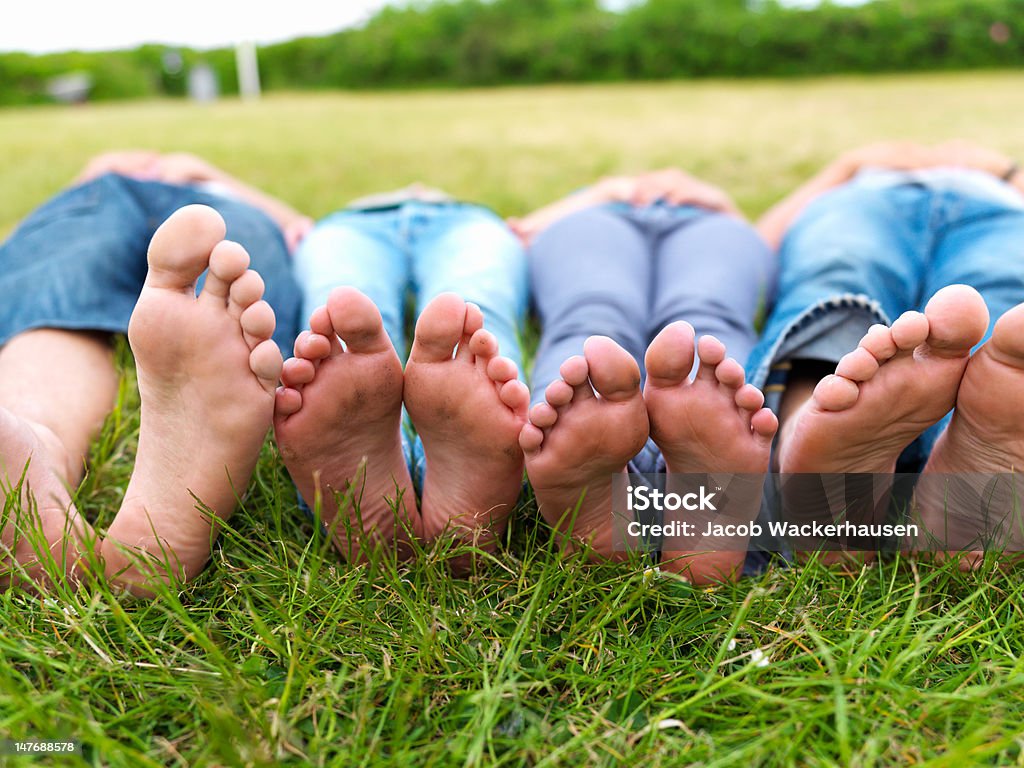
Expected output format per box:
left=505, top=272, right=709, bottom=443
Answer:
left=4, top=73, right=1024, bottom=767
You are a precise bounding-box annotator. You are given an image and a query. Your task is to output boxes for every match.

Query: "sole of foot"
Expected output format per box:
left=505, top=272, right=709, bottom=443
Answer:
left=520, top=336, right=649, bottom=559
left=274, top=286, right=418, bottom=560
left=0, top=408, right=91, bottom=587
left=101, top=205, right=283, bottom=597
left=918, top=300, right=1024, bottom=569
left=643, top=322, right=778, bottom=583
left=404, top=294, right=530, bottom=562
left=777, top=284, right=989, bottom=476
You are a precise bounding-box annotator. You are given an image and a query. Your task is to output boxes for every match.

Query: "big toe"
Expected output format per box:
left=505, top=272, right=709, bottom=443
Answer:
left=147, top=205, right=227, bottom=291
left=923, top=284, right=989, bottom=355
left=327, top=287, right=392, bottom=354
left=583, top=336, right=642, bottom=402
left=645, top=321, right=696, bottom=387
left=989, top=302, right=1024, bottom=365
left=409, top=293, right=466, bottom=363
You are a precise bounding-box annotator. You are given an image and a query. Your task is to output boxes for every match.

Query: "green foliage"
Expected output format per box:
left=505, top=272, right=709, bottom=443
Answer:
left=1, top=0, right=1023, bottom=104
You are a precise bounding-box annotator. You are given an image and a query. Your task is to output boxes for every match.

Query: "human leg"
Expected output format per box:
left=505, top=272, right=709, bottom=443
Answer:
left=291, top=210, right=408, bottom=354
left=519, top=206, right=652, bottom=555
left=527, top=206, right=652, bottom=399
left=0, top=175, right=152, bottom=582
left=411, top=204, right=528, bottom=371
left=915, top=203, right=1024, bottom=562
left=650, top=212, right=774, bottom=366
left=101, top=205, right=283, bottom=596
left=276, top=209, right=416, bottom=559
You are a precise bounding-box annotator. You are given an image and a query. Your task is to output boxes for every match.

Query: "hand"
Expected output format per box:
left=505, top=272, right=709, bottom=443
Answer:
left=589, top=175, right=642, bottom=204
left=832, top=141, right=937, bottom=179
left=76, top=150, right=162, bottom=183
left=932, top=139, right=1016, bottom=179
left=628, top=167, right=741, bottom=214
left=282, top=216, right=315, bottom=254
left=150, top=152, right=220, bottom=185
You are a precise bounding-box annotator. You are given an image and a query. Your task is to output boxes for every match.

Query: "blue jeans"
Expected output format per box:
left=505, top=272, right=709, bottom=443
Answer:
left=0, top=173, right=301, bottom=354
left=529, top=202, right=776, bottom=473
left=293, top=201, right=529, bottom=482
left=747, top=179, right=1024, bottom=468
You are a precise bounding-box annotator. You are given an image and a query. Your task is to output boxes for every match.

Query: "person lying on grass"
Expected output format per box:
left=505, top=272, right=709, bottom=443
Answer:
left=0, top=151, right=308, bottom=595
left=271, top=184, right=531, bottom=567
left=511, top=169, right=779, bottom=584
left=747, top=140, right=1024, bottom=564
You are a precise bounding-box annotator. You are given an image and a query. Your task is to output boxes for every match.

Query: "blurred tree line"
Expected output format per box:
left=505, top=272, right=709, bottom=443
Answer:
left=2, top=0, right=1022, bottom=105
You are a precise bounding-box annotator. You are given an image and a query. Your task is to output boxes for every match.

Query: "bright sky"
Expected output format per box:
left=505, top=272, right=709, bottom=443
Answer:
left=0, top=0, right=395, bottom=54
left=1, top=0, right=865, bottom=55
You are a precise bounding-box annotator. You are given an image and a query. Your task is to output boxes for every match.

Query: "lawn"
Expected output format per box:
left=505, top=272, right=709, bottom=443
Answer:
left=3, top=73, right=1024, bottom=767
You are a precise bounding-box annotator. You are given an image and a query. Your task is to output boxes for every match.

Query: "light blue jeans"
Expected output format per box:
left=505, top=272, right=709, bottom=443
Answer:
left=747, top=179, right=1024, bottom=468
left=293, top=201, right=529, bottom=482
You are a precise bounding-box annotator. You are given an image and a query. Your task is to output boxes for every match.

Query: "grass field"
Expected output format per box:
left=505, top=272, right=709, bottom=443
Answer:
left=4, top=72, right=1024, bottom=767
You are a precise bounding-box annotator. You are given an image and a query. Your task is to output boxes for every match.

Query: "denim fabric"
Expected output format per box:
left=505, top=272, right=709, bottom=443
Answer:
left=747, top=176, right=1024, bottom=467
left=528, top=202, right=776, bottom=474
left=292, top=201, right=529, bottom=483
left=0, top=173, right=301, bottom=354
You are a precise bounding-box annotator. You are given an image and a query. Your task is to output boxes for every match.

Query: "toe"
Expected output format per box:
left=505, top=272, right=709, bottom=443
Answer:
left=545, top=379, right=574, bottom=408
left=835, top=346, right=880, bottom=382
left=250, top=339, right=284, bottom=390
left=456, top=305, right=484, bottom=361
left=714, top=357, right=746, bottom=390
left=469, top=329, right=499, bottom=365
left=409, top=293, right=466, bottom=364
left=295, top=331, right=333, bottom=361
left=275, top=387, right=302, bottom=418
left=309, top=305, right=334, bottom=338
left=500, top=380, right=530, bottom=417
left=890, top=311, right=929, bottom=351
left=923, top=284, right=989, bottom=356
left=464, top=303, right=485, bottom=336
left=146, top=205, right=226, bottom=292
left=200, top=240, right=250, bottom=304
left=530, top=402, right=558, bottom=429
left=228, top=270, right=266, bottom=319
left=734, top=383, right=765, bottom=412
left=990, top=301, right=1024, bottom=365
left=645, top=321, right=695, bottom=388
left=487, top=356, right=519, bottom=384
left=281, top=357, right=316, bottom=388
left=327, top=287, right=392, bottom=354
left=240, top=300, right=276, bottom=350
left=751, top=408, right=779, bottom=440
left=583, top=336, right=641, bottom=403
left=813, top=373, right=860, bottom=412
left=558, top=356, right=590, bottom=388
left=695, top=335, right=727, bottom=382
left=859, top=324, right=899, bottom=362
left=519, top=423, right=545, bottom=455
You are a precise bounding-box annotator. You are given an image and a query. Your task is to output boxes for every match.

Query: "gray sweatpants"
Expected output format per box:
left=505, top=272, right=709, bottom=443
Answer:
left=529, top=202, right=775, bottom=405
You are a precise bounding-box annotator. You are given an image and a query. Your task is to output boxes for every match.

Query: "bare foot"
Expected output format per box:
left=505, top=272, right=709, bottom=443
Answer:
left=101, top=205, right=283, bottom=596
left=778, top=285, right=989, bottom=474
left=0, top=408, right=91, bottom=586
left=404, top=294, right=530, bottom=556
left=274, top=287, right=419, bottom=559
left=643, top=322, right=777, bottom=582
left=520, top=336, right=649, bottom=558
left=918, top=302, right=1024, bottom=564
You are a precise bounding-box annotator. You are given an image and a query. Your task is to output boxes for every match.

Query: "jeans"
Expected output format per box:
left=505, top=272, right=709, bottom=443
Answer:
left=292, top=201, right=529, bottom=482
left=0, top=173, right=301, bottom=354
left=529, top=201, right=776, bottom=473
left=747, top=178, right=1024, bottom=468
